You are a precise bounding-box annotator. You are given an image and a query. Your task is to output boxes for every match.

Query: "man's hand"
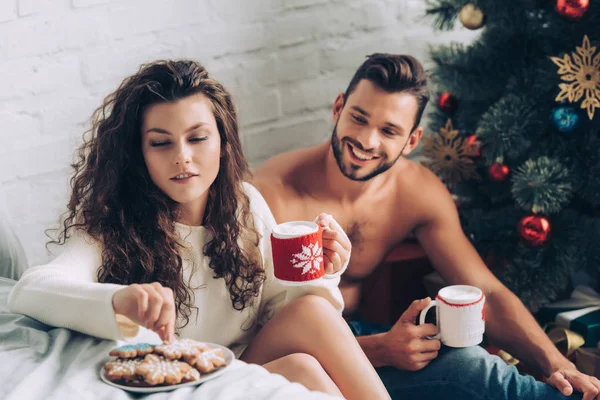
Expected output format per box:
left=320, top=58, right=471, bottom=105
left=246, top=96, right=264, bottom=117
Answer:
left=547, top=364, right=600, bottom=400
left=382, top=297, right=441, bottom=371
left=112, top=282, right=176, bottom=343
left=316, top=213, right=351, bottom=275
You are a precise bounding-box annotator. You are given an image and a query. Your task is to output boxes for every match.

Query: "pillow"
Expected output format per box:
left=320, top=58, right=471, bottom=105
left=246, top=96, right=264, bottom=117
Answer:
left=0, top=213, right=28, bottom=280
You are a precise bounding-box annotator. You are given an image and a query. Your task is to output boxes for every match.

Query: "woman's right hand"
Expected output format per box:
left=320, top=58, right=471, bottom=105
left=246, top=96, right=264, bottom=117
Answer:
left=112, top=282, right=176, bottom=343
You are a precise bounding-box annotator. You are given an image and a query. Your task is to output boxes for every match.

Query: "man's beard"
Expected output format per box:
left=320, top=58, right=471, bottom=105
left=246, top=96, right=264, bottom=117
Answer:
left=331, top=123, right=404, bottom=182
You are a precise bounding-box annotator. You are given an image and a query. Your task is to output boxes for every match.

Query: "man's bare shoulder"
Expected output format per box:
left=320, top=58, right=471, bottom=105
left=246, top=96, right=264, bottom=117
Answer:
left=394, top=158, right=440, bottom=187
left=395, top=158, right=456, bottom=219
left=252, top=145, right=323, bottom=202
left=254, top=149, right=304, bottom=180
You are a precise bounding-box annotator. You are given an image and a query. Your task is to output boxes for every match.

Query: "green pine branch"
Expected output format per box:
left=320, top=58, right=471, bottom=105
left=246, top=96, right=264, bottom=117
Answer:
left=425, top=0, right=460, bottom=31
left=511, top=157, right=574, bottom=214
left=477, top=94, right=540, bottom=164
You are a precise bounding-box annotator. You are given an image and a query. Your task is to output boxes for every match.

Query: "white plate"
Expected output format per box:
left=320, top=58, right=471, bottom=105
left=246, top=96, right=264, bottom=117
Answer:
left=100, top=343, right=235, bottom=393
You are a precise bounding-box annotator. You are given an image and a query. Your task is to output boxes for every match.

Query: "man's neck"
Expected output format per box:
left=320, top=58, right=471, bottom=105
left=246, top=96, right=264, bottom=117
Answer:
left=321, top=142, right=384, bottom=203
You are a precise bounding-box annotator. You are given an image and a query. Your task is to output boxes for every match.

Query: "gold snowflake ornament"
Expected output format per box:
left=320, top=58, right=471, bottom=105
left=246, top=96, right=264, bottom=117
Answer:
left=551, top=35, right=600, bottom=120
left=420, top=119, right=480, bottom=186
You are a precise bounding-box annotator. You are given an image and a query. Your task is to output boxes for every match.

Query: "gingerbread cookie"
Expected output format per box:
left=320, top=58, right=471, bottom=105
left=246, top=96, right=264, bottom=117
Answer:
left=104, top=358, right=144, bottom=382
left=153, top=338, right=209, bottom=360
left=184, top=347, right=227, bottom=373
left=109, top=343, right=154, bottom=358
left=134, top=354, right=194, bottom=386
left=182, top=367, right=201, bottom=382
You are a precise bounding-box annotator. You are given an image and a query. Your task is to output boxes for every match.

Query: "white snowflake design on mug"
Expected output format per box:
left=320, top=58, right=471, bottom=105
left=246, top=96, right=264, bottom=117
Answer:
left=290, top=241, right=323, bottom=275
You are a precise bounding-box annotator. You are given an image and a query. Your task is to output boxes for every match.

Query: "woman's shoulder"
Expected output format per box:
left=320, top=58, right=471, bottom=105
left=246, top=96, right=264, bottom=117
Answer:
left=241, top=182, right=276, bottom=231
left=242, top=182, right=268, bottom=211
left=45, top=228, right=103, bottom=261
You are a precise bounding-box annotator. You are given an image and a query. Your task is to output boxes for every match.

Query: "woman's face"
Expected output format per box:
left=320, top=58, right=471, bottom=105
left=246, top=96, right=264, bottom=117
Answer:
left=141, top=93, right=222, bottom=223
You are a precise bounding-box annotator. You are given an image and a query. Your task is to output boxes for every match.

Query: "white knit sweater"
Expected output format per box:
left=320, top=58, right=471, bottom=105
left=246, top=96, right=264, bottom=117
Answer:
left=7, top=183, right=344, bottom=357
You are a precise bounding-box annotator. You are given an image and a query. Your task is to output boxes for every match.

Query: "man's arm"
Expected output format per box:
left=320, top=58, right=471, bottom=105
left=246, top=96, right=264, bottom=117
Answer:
left=356, top=334, right=388, bottom=367
left=356, top=297, right=442, bottom=371
left=415, top=179, right=600, bottom=396
left=414, top=181, right=568, bottom=373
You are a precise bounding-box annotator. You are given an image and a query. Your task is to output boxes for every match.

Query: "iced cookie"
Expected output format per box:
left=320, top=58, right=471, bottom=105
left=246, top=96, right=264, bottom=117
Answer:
left=109, top=343, right=154, bottom=358
left=184, top=347, right=227, bottom=373
left=104, top=358, right=143, bottom=382
left=135, top=354, right=193, bottom=386
left=182, top=367, right=201, bottom=382
left=153, top=338, right=209, bottom=360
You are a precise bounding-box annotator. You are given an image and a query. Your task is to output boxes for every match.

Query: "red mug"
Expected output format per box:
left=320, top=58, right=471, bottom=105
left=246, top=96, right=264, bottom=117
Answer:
left=270, top=221, right=325, bottom=285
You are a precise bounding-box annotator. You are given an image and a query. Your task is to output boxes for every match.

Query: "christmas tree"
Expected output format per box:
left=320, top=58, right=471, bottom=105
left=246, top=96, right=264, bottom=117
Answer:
left=422, top=0, right=600, bottom=311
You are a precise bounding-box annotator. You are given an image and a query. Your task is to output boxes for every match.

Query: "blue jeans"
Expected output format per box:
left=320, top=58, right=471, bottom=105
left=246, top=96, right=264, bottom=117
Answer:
left=348, top=319, right=580, bottom=400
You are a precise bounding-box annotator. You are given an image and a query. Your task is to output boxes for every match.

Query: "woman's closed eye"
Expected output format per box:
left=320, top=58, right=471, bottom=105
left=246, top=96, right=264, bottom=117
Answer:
left=149, top=137, right=208, bottom=147
left=150, top=141, right=170, bottom=147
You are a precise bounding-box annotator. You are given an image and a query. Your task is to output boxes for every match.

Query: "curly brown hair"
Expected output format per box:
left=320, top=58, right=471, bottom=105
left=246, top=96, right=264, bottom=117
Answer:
left=51, top=60, right=265, bottom=329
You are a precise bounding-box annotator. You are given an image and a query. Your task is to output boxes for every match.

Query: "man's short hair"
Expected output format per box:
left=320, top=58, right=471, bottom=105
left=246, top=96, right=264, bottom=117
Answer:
left=343, top=53, right=430, bottom=132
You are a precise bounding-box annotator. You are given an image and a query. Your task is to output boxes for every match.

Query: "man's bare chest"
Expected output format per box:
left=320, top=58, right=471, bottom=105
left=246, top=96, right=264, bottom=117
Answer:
left=278, top=197, right=417, bottom=277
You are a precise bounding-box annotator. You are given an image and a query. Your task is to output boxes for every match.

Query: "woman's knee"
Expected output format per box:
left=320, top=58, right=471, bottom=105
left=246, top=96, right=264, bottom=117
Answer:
left=283, top=295, right=337, bottom=320
left=267, top=353, right=340, bottom=396
left=284, top=353, right=321, bottom=369
left=280, top=353, right=329, bottom=379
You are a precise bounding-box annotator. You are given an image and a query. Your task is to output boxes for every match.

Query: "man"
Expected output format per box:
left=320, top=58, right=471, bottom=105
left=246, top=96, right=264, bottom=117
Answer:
left=254, top=53, right=598, bottom=399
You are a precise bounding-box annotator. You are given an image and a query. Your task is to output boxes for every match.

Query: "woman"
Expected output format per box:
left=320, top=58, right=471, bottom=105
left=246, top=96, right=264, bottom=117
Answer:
left=8, top=60, right=390, bottom=399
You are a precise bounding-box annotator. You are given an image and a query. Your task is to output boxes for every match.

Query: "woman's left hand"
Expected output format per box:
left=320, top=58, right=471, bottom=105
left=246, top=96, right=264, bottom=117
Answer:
left=316, top=213, right=351, bottom=275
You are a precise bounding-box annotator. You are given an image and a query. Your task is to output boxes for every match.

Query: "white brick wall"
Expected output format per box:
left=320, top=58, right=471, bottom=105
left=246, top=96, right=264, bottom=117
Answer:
left=0, top=1, right=17, bottom=22
left=0, top=0, right=478, bottom=265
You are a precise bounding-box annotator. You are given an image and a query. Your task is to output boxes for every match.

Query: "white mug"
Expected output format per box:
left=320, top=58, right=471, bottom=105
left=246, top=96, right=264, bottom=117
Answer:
left=418, top=285, right=486, bottom=348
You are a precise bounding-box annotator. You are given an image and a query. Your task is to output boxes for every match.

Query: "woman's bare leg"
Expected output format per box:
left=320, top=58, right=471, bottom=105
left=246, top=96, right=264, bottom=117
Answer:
left=262, top=353, right=343, bottom=397
left=241, top=295, right=390, bottom=400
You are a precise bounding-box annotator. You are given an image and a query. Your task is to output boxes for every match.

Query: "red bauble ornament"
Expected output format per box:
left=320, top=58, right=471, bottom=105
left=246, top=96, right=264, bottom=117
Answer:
left=437, top=92, right=458, bottom=114
left=489, top=163, right=510, bottom=182
left=518, top=215, right=551, bottom=247
left=555, top=0, right=590, bottom=21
